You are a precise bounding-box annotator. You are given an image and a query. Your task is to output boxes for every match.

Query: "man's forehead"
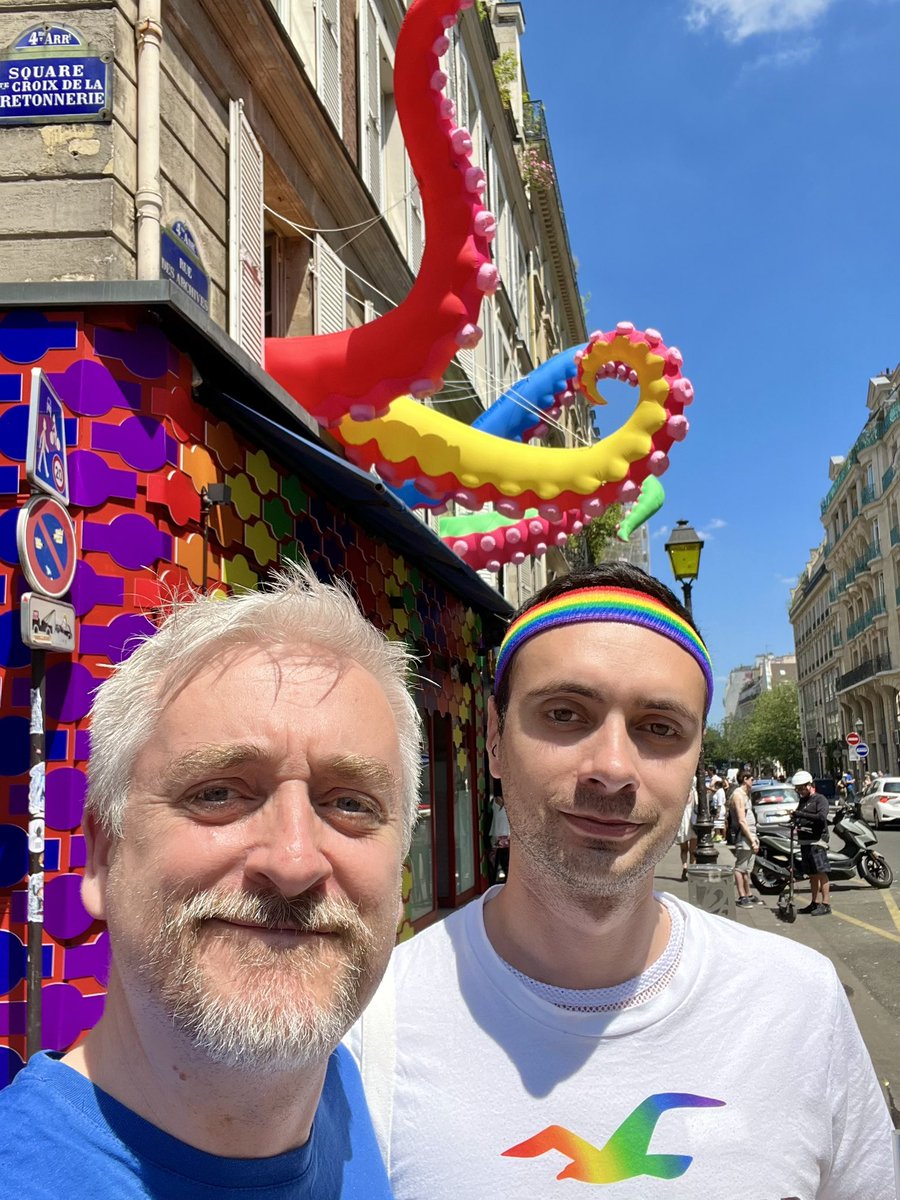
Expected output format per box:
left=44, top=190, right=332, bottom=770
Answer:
left=509, top=621, right=708, bottom=702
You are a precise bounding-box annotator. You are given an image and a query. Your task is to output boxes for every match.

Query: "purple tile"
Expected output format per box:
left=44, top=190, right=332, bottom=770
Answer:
left=49, top=359, right=141, bottom=418
left=94, top=324, right=168, bottom=380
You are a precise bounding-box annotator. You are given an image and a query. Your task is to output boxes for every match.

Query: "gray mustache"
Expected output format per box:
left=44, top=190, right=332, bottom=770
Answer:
left=167, top=889, right=367, bottom=938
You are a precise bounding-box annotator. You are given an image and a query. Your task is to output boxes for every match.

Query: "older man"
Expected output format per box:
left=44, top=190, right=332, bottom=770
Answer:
left=350, top=563, right=894, bottom=1198
left=0, top=564, right=420, bottom=1197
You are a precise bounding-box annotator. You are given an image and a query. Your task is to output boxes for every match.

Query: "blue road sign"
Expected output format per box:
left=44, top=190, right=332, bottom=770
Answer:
left=855, top=742, right=869, bottom=759
left=26, top=368, right=69, bottom=504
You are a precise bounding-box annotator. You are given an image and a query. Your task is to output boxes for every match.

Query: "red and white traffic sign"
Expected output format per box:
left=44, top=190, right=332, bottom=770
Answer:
left=846, top=731, right=860, bottom=747
left=16, top=494, right=77, bottom=599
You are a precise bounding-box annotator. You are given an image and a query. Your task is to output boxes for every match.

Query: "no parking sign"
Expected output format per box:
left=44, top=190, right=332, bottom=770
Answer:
left=16, top=494, right=77, bottom=599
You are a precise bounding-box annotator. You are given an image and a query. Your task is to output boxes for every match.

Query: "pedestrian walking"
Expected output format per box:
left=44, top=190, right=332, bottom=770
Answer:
left=728, top=771, right=761, bottom=907
left=676, top=784, right=698, bottom=880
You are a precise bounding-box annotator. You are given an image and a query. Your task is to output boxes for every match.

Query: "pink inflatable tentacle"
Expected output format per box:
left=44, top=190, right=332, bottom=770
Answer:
left=264, top=0, right=496, bottom=427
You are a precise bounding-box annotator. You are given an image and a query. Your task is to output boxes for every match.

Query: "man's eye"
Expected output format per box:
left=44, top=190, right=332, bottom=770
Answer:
left=323, top=794, right=383, bottom=823
left=644, top=722, right=678, bottom=738
left=547, top=708, right=579, bottom=724
left=186, top=785, right=242, bottom=808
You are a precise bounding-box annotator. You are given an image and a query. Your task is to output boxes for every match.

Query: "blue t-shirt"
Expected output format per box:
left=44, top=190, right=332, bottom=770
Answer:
left=0, top=1046, right=393, bottom=1198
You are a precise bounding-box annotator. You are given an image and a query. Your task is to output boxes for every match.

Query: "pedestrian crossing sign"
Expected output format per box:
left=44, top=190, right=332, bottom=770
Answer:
left=26, top=368, right=69, bottom=505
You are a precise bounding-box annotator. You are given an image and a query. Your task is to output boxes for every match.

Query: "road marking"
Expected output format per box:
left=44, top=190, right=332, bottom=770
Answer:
left=881, top=889, right=900, bottom=936
left=831, top=909, right=900, bottom=945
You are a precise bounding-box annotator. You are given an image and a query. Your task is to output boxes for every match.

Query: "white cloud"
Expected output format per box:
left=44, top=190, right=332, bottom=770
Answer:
left=778, top=574, right=798, bottom=586
left=742, top=38, right=819, bottom=70
left=686, top=0, right=835, bottom=40
left=651, top=525, right=671, bottom=541
left=697, top=517, right=727, bottom=540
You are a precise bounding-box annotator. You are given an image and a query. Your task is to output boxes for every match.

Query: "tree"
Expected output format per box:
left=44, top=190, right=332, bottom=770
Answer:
left=703, top=715, right=752, bottom=768
left=744, top=683, right=802, bottom=774
left=565, top=503, right=623, bottom=567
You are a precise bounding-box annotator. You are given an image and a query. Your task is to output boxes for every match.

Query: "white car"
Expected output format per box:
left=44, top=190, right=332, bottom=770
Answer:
left=865, top=778, right=900, bottom=828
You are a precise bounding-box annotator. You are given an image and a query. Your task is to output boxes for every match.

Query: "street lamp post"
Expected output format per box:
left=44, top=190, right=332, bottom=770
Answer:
left=664, top=520, right=716, bottom=865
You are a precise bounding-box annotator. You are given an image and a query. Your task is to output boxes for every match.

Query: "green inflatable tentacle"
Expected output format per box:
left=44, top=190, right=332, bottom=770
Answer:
left=616, top=476, right=665, bottom=542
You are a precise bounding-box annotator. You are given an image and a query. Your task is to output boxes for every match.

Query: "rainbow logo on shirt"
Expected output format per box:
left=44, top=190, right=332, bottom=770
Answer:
left=502, top=1093, right=725, bottom=1184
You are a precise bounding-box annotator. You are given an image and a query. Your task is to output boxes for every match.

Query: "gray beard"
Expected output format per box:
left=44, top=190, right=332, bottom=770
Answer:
left=138, top=887, right=380, bottom=1072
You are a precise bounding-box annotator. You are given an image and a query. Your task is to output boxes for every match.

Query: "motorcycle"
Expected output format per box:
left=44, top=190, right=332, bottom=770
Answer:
left=752, top=800, right=894, bottom=894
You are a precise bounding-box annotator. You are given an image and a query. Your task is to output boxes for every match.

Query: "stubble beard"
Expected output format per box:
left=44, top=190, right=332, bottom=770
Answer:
left=121, top=883, right=392, bottom=1072
left=505, top=781, right=680, bottom=900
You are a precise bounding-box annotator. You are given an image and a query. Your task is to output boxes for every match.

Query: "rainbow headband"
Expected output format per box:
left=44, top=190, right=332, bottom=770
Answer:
left=494, top=587, right=714, bottom=716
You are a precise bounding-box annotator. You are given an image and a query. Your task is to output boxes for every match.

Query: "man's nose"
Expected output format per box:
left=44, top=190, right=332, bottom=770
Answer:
left=578, top=717, right=639, bottom=795
left=242, top=785, right=333, bottom=897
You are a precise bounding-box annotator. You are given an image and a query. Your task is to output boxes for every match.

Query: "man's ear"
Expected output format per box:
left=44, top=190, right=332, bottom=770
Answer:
left=487, top=698, right=501, bottom=781
left=81, top=809, right=115, bottom=922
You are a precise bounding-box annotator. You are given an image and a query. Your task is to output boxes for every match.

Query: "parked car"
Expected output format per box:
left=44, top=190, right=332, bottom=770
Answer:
left=863, top=777, right=900, bottom=828
left=750, top=781, right=799, bottom=834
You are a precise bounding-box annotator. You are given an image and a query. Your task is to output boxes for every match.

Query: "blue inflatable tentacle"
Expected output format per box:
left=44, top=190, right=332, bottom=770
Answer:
left=389, top=344, right=587, bottom=509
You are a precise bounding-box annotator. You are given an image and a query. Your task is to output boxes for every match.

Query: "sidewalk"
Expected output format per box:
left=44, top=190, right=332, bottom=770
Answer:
left=653, top=837, right=799, bottom=932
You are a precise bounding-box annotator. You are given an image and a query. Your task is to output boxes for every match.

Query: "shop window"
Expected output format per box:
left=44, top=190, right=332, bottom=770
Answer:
left=408, top=710, right=436, bottom=923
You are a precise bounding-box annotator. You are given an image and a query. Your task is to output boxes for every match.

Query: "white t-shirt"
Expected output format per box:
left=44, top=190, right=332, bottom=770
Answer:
left=348, top=890, right=893, bottom=1200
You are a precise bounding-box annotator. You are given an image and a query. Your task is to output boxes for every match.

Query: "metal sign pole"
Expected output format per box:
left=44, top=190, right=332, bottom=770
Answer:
left=27, top=646, right=46, bottom=1060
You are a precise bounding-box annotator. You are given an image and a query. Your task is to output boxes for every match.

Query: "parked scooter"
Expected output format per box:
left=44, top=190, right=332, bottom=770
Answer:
left=752, top=799, right=894, bottom=894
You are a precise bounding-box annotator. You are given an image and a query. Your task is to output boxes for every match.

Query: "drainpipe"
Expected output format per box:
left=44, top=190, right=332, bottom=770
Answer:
left=135, top=0, right=162, bottom=278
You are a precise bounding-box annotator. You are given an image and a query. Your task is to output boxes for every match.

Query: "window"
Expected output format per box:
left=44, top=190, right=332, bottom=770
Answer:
left=316, top=0, right=342, bottom=134
left=228, top=99, right=265, bottom=364
left=314, top=234, right=346, bottom=335
left=359, top=0, right=384, bottom=205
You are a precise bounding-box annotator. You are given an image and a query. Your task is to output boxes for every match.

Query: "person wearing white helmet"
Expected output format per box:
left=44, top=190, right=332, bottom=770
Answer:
left=791, top=770, right=831, bottom=915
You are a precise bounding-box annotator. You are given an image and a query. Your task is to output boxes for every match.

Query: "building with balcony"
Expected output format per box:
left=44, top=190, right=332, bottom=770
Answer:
left=797, top=366, right=900, bottom=774
left=789, top=544, right=842, bottom=777
left=0, top=0, right=587, bottom=1078
left=731, top=653, right=797, bottom=724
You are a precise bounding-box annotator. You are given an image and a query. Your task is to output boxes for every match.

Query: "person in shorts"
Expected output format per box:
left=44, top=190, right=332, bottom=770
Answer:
left=729, top=771, right=760, bottom=907
left=791, top=770, right=831, bottom=915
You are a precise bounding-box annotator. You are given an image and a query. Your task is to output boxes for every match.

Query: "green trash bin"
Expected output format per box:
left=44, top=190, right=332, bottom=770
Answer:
left=685, top=864, right=736, bottom=920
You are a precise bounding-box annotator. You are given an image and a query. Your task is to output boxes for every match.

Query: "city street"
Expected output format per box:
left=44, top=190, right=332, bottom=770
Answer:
left=656, top=828, right=900, bottom=1121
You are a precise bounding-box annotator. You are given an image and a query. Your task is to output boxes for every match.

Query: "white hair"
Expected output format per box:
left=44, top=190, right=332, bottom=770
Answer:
left=87, top=561, right=422, bottom=849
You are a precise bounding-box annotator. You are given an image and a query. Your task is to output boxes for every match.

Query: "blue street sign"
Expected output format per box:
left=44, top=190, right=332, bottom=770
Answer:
left=855, top=742, right=869, bottom=759
left=0, top=24, right=112, bottom=126
left=26, top=369, right=69, bottom=504
left=161, top=221, right=210, bottom=313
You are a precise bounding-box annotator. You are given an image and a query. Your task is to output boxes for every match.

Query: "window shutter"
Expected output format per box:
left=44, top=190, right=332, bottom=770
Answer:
left=405, top=154, right=424, bottom=272
left=314, top=234, right=347, bottom=335
left=317, top=0, right=343, bottom=134
left=359, top=0, right=383, bottom=204
left=456, top=43, right=469, bottom=131
left=364, top=299, right=377, bottom=323
left=228, top=98, right=265, bottom=365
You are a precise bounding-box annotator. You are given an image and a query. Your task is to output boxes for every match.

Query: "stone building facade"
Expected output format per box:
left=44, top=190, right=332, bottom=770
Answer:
left=792, top=367, right=900, bottom=775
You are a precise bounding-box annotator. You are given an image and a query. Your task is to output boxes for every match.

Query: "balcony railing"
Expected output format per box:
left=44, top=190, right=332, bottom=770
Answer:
left=836, top=653, right=893, bottom=691
left=522, top=99, right=575, bottom=271
left=832, top=630, right=843, bottom=648
left=821, top=397, right=900, bottom=516
left=884, top=465, right=896, bottom=492
left=892, top=526, right=900, bottom=547
left=861, top=482, right=878, bottom=506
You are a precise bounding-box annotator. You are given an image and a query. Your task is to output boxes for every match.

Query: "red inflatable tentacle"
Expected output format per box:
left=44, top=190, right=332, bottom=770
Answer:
left=445, top=508, right=587, bottom=573
left=264, top=0, right=496, bottom=427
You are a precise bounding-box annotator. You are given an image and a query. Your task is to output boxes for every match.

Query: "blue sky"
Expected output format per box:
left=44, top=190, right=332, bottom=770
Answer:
left=522, top=0, right=900, bottom=722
